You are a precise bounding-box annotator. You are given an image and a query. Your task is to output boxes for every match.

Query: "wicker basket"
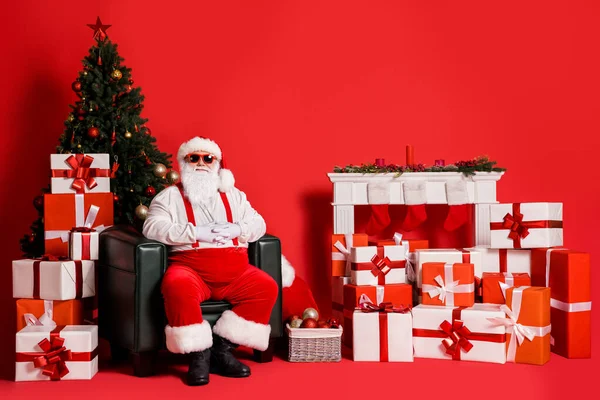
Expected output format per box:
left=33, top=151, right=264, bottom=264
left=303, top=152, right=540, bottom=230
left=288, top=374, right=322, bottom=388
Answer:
left=286, top=324, right=343, bottom=362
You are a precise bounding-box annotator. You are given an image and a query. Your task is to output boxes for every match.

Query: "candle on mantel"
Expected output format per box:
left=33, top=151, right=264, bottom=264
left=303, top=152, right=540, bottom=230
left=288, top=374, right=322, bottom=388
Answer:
left=435, top=159, right=445, bottom=166
left=406, top=145, right=414, bottom=165
left=375, top=158, right=385, bottom=167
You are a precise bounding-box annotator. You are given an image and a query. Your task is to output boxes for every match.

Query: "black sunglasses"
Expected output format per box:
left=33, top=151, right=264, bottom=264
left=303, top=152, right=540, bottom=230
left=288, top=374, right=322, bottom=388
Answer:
left=186, top=153, right=216, bottom=165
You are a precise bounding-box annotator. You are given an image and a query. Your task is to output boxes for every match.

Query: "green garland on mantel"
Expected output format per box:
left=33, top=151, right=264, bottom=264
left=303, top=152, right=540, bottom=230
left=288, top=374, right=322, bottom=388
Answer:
left=333, top=156, right=506, bottom=177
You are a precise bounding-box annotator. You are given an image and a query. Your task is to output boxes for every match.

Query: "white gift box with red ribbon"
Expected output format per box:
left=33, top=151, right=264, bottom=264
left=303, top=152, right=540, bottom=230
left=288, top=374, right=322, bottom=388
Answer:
left=51, top=153, right=111, bottom=194
left=489, top=202, right=563, bottom=249
left=412, top=304, right=507, bottom=364
left=15, top=325, right=98, bottom=381
left=350, top=246, right=407, bottom=286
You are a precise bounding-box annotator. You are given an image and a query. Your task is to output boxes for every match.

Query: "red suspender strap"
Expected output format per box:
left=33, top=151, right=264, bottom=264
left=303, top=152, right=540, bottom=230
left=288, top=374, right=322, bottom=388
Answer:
left=177, top=183, right=200, bottom=248
left=220, top=192, right=239, bottom=246
left=177, top=183, right=238, bottom=247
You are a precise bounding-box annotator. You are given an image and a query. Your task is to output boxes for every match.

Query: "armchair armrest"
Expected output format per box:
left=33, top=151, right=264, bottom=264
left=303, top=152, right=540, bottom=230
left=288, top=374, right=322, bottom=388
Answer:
left=98, top=225, right=167, bottom=352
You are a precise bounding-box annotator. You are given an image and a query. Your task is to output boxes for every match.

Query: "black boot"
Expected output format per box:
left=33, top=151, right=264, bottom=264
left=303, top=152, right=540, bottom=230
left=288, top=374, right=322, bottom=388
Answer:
left=210, top=335, right=251, bottom=378
left=187, top=349, right=210, bottom=386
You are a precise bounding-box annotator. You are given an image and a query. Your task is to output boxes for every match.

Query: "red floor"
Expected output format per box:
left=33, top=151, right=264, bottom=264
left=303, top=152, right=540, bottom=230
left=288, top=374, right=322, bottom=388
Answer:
left=0, top=345, right=596, bottom=400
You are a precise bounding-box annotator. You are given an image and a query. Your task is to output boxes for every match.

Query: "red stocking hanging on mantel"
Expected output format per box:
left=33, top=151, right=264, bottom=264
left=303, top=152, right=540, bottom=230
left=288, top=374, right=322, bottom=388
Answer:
left=443, top=180, right=470, bottom=231
left=401, top=181, right=428, bottom=231
left=366, top=181, right=392, bottom=235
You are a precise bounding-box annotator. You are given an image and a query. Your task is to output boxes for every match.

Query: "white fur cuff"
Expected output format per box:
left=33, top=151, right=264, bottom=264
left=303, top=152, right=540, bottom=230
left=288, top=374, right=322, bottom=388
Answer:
left=213, top=310, right=271, bottom=351
left=165, top=321, right=213, bottom=354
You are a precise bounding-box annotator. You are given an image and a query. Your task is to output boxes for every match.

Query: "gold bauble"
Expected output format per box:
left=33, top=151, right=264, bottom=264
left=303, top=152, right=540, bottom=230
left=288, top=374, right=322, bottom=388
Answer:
left=83, top=71, right=88, bottom=76
left=67, top=114, right=75, bottom=122
left=153, top=163, right=167, bottom=178
left=77, top=144, right=82, bottom=148
left=124, top=131, right=132, bottom=138
left=111, top=69, right=123, bottom=80
left=135, top=204, right=149, bottom=220
left=166, top=170, right=180, bottom=184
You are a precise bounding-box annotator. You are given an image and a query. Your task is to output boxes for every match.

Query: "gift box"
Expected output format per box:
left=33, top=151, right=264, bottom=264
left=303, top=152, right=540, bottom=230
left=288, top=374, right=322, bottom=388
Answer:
left=16, top=299, right=83, bottom=332
left=331, top=276, right=351, bottom=327
left=353, top=299, right=413, bottom=362
left=51, top=153, right=111, bottom=194
left=482, top=272, right=530, bottom=304
left=488, top=286, right=551, bottom=365
left=15, top=325, right=98, bottom=381
left=331, top=234, right=368, bottom=276
left=13, top=258, right=95, bottom=300
left=343, top=283, right=412, bottom=348
left=414, top=249, right=483, bottom=294
left=69, top=229, right=99, bottom=261
left=44, top=193, right=113, bottom=257
left=464, top=247, right=531, bottom=275
left=412, top=304, right=507, bottom=364
left=421, top=262, right=475, bottom=307
left=350, top=246, right=407, bottom=286
left=531, top=249, right=591, bottom=358
left=489, top=203, right=563, bottom=249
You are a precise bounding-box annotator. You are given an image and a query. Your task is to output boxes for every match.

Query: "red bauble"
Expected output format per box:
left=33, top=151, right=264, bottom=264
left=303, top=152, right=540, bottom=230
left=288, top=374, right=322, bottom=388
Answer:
left=300, top=318, right=318, bottom=329
left=78, top=116, right=85, bottom=121
left=28, top=234, right=35, bottom=243
left=317, top=320, right=330, bottom=329
left=144, top=186, right=156, bottom=197
left=72, top=81, right=82, bottom=92
left=87, top=127, right=100, bottom=138
left=327, top=318, right=340, bottom=329
left=33, top=195, right=44, bottom=211
left=129, top=79, right=134, bottom=84
left=113, top=194, right=120, bottom=202
left=77, top=108, right=86, bottom=115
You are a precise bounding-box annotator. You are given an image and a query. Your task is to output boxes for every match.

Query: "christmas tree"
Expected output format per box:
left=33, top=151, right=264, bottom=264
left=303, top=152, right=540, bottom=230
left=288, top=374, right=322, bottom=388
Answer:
left=20, top=17, right=177, bottom=257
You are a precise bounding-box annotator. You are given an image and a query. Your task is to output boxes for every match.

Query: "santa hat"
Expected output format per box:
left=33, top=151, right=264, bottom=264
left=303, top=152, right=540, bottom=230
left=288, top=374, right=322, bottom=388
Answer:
left=177, top=136, right=235, bottom=192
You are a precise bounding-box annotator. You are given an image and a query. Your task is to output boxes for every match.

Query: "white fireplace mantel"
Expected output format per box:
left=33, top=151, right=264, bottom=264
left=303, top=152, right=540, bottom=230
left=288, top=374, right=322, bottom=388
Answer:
left=327, top=171, right=504, bottom=205
left=326, top=171, right=504, bottom=242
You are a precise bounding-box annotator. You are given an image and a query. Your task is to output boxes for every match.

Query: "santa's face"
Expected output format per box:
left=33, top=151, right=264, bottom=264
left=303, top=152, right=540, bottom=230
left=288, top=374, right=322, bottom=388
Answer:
left=180, top=152, right=221, bottom=206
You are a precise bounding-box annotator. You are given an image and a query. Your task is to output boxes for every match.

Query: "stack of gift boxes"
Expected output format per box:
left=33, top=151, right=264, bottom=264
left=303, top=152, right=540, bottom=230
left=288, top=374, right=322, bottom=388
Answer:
left=12, top=153, right=114, bottom=381
left=333, top=202, right=591, bottom=364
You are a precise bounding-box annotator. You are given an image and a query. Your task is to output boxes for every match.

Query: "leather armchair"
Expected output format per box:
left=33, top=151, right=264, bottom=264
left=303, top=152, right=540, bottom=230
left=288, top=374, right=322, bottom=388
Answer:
left=97, top=225, right=283, bottom=377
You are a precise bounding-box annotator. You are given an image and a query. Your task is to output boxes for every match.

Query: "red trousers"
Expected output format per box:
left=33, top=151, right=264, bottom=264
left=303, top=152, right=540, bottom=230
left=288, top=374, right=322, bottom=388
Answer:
left=161, top=248, right=278, bottom=353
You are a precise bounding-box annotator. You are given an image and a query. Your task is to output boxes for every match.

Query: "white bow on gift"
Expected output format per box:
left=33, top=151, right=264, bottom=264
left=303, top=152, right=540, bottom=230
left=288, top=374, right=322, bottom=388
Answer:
left=393, top=233, right=415, bottom=282
left=425, top=275, right=463, bottom=303
left=333, top=234, right=354, bottom=276
left=45, top=194, right=108, bottom=243
left=487, top=287, right=551, bottom=362
left=23, top=300, right=57, bottom=328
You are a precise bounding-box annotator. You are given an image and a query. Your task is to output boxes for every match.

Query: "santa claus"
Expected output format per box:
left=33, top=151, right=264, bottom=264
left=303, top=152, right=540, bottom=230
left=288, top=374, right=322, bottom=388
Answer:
left=142, top=136, right=280, bottom=386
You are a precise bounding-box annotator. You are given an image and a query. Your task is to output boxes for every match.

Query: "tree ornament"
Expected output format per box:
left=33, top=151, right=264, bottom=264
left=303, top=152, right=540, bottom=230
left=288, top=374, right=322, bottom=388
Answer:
left=33, top=196, right=44, bottom=212
left=124, top=131, right=132, bottom=138
left=113, top=194, right=119, bottom=202
left=144, top=127, right=152, bottom=135
left=153, top=163, right=167, bottom=178
left=77, top=144, right=82, bottom=149
left=78, top=116, right=85, bottom=121
left=111, top=69, right=123, bottom=80
left=72, top=81, right=82, bottom=92
left=28, top=234, right=36, bottom=244
left=87, top=127, right=100, bottom=138
left=87, top=17, right=111, bottom=40
left=111, top=129, right=116, bottom=146
left=67, top=114, right=75, bottom=122
left=144, top=186, right=156, bottom=197
left=83, top=71, right=88, bottom=76
left=126, top=85, right=132, bottom=93
left=129, top=78, right=134, bottom=84
left=302, top=308, right=319, bottom=321
left=134, top=124, right=139, bottom=132
left=77, top=108, right=86, bottom=115
left=166, top=170, right=180, bottom=184
left=135, top=204, right=149, bottom=220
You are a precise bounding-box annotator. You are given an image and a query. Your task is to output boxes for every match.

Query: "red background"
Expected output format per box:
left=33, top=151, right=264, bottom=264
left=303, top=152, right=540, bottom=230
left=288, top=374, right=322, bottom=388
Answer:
left=0, top=0, right=598, bottom=397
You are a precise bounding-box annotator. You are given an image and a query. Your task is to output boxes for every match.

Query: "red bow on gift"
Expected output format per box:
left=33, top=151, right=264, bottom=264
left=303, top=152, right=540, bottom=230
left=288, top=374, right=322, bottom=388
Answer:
left=440, top=319, right=473, bottom=357
left=33, top=335, right=72, bottom=380
left=66, top=154, right=98, bottom=193
left=370, top=254, right=393, bottom=278
left=359, top=301, right=412, bottom=314
left=501, top=211, right=530, bottom=241
left=38, top=254, right=69, bottom=262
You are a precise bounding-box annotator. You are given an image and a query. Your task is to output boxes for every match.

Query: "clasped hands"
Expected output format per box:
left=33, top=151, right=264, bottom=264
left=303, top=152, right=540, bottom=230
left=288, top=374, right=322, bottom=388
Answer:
left=195, top=222, right=241, bottom=245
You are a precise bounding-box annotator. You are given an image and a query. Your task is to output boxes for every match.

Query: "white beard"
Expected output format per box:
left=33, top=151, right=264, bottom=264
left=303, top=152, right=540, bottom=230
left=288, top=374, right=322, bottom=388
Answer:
left=180, top=163, right=220, bottom=208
